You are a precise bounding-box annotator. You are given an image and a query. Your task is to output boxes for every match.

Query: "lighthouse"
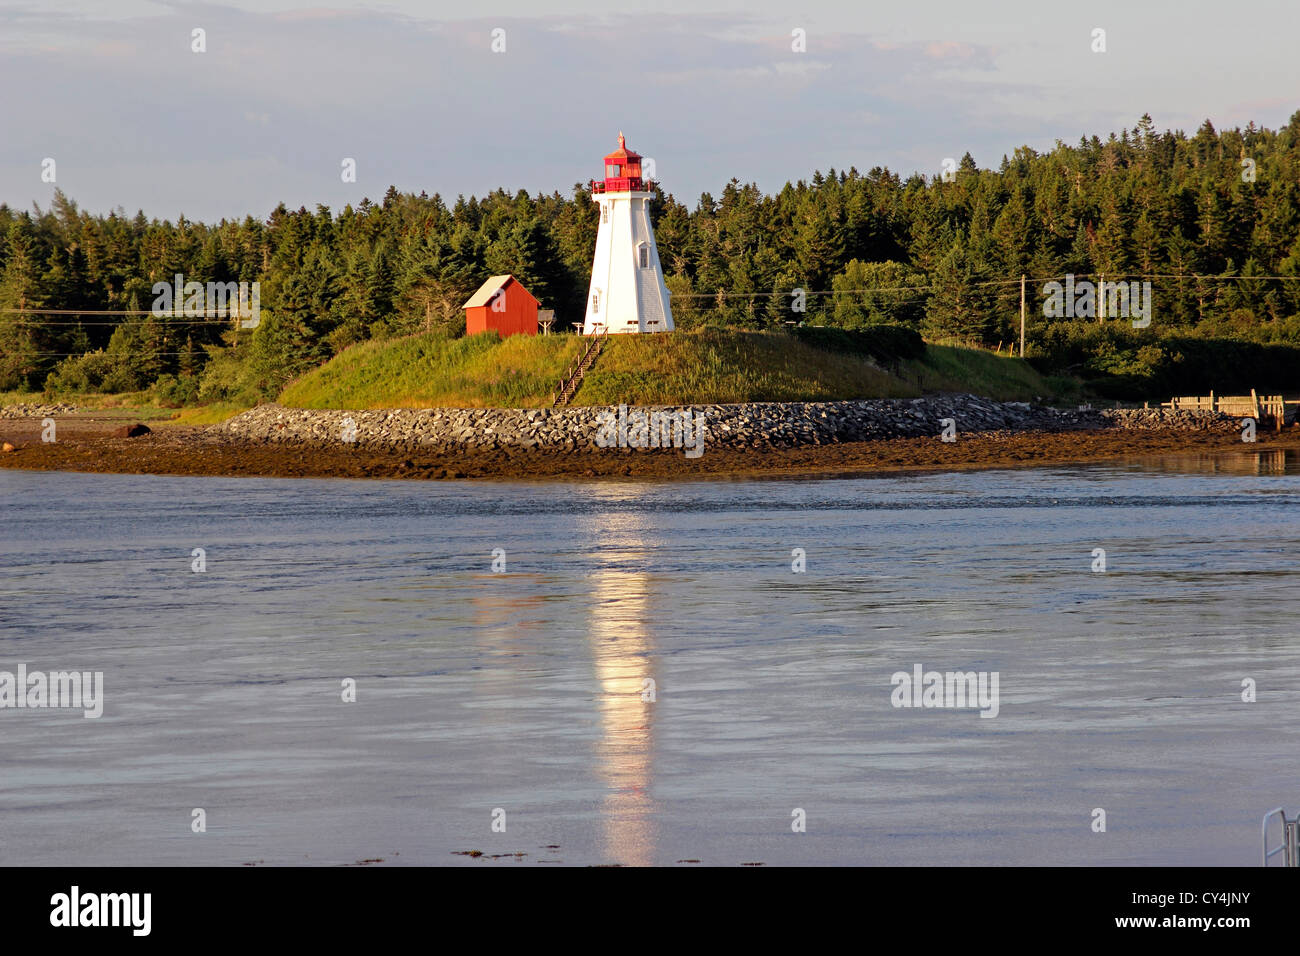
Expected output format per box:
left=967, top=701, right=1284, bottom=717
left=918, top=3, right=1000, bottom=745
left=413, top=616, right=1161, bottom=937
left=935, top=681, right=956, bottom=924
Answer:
left=582, top=133, right=674, bottom=335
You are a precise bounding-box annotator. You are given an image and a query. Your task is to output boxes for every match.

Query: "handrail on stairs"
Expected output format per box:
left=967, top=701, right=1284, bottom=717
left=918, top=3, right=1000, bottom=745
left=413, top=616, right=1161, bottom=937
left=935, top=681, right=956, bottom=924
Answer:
left=552, top=331, right=608, bottom=407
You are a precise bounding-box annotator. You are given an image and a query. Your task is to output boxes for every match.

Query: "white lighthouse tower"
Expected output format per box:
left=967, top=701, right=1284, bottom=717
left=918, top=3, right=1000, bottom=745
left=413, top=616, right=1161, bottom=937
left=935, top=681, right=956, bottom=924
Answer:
left=582, top=133, right=674, bottom=335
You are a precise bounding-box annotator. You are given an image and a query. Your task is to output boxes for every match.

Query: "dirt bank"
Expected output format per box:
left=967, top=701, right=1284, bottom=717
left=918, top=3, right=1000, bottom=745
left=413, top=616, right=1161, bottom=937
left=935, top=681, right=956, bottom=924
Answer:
left=1, top=415, right=1296, bottom=482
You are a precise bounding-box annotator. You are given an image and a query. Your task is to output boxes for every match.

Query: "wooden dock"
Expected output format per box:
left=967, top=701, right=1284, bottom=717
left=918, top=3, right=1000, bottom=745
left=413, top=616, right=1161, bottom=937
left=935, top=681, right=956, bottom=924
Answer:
left=1159, top=390, right=1297, bottom=428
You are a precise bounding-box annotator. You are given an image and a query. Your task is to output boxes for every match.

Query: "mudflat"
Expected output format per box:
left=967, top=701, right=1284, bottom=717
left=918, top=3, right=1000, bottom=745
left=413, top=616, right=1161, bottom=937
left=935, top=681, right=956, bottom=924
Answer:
left=2, top=415, right=1296, bottom=481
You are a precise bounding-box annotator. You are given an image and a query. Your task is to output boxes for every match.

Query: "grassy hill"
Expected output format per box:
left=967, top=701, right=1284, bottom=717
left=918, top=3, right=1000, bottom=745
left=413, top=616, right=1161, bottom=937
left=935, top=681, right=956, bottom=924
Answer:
left=901, top=342, right=1075, bottom=403
left=573, top=329, right=916, bottom=405
left=279, top=331, right=584, bottom=409
left=275, top=327, right=1068, bottom=410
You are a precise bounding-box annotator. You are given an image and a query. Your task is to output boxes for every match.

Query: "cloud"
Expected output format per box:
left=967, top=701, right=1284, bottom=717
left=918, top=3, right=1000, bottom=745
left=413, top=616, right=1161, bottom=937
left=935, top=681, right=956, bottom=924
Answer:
left=0, top=2, right=1295, bottom=221
left=924, top=41, right=976, bottom=60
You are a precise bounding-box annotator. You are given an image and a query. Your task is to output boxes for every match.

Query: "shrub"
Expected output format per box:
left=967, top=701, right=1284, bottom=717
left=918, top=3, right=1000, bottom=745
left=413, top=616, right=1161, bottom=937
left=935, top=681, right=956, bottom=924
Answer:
left=1028, top=320, right=1300, bottom=398
left=792, top=324, right=926, bottom=366
left=152, top=373, right=201, bottom=407
left=197, top=347, right=270, bottom=406
left=44, top=349, right=148, bottom=395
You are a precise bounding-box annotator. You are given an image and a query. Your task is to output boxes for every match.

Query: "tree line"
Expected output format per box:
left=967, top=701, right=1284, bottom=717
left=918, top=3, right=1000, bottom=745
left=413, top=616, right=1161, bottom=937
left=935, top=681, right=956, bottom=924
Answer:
left=2, top=111, right=1300, bottom=403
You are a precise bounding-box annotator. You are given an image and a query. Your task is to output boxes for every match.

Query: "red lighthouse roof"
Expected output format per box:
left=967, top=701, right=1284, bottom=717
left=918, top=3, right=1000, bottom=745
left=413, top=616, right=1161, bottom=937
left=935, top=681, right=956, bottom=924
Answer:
left=592, top=132, right=649, bottom=194
left=603, top=131, right=641, bottom=164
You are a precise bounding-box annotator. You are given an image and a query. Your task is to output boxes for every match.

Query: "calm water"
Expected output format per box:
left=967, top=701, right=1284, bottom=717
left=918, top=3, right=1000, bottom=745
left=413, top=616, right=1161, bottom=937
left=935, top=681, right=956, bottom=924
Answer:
left=2, top=448, right=1299, bottom=866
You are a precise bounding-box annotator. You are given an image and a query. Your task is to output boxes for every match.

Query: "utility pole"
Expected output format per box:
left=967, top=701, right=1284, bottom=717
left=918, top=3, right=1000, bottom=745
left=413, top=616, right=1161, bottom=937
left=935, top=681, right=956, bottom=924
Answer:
left=1019, top=274, right=1026, bottom=358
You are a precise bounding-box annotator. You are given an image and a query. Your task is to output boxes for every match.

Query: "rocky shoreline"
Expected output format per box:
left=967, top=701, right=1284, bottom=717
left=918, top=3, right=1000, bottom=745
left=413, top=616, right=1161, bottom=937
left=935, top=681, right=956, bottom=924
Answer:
left=212, top=396, right=1239, bottom=451
left=0, top=396, right=1286, bottom=482
left=0, top=402, right=78, bottom=419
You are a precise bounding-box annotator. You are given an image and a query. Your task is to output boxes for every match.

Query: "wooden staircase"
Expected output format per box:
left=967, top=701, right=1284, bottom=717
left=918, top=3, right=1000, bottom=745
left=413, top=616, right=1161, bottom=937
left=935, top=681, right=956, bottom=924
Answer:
left=552, top=332, right=608, bottom=407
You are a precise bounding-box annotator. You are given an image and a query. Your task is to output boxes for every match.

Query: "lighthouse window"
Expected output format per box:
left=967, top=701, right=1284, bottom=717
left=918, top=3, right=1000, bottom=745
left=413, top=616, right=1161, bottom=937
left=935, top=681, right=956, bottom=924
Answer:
left=601, top=205, right=608, bottom=224
left=606, top=164, right=621, bottom=177
left=639, top=245, right=649, bottom=268
left=591, top=292, right=599, bottom=313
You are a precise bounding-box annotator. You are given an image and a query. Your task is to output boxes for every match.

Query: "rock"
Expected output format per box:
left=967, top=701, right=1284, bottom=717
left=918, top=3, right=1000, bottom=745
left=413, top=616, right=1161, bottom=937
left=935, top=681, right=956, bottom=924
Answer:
left=112, top=423, right=152, bottom=438
left=206, top=398, right=1232, bottom=453
left=1, top=442, right=14, bottom=452
left=0, top=403, right=78, bottom=419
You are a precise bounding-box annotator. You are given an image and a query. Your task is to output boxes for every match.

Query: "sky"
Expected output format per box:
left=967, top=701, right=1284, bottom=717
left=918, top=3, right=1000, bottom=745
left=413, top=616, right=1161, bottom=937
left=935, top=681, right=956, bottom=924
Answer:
left=1, top=0, right=1296, bottom=223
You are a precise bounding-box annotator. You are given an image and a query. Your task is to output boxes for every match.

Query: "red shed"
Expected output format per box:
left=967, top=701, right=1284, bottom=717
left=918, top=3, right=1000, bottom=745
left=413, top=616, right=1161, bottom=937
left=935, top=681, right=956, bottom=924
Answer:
left=463, top=275, right=539, bottom=338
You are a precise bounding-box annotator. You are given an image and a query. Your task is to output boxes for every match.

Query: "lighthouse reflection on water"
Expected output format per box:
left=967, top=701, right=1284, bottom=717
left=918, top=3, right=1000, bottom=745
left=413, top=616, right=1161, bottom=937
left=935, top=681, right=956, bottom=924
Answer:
left=582, top=489, right=658, bottom=866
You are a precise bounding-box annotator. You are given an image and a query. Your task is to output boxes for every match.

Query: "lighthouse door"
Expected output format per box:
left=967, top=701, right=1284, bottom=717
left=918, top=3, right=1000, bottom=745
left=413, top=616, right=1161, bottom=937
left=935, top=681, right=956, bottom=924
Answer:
left=636, top=264, right=665, bottom=329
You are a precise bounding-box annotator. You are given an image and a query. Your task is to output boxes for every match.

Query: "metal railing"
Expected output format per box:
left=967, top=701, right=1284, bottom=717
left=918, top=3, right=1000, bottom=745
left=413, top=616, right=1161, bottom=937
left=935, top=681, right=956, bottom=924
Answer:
left=590, top=178, right=655, bottom=194
left=551, top=330, right=608, bottom=407
left=1262, top=807, right=1299, bottom=866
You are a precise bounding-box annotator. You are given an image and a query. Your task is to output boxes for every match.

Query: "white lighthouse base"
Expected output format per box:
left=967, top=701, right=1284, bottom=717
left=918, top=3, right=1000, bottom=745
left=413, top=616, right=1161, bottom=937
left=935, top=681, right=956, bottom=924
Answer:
left=583, top=191, right=674, bottom=335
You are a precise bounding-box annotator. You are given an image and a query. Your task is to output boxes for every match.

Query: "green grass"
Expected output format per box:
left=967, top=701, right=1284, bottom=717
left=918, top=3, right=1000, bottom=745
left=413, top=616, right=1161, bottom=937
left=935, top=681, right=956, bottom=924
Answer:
left=0, top=389, right=165, bottom=410
left=0, top=388, right=183, bottom=419
left=8, top=330, right=1079, bottom=415
left=279, top=331, right=585, bottom=409
left=160, top=403, right=251, bottom=426
left=573, top=328, right=919, bottom=405
left=901, top=344, right=1071, bottom=403
left=0, top=389, right=244, bottom=425
left=274, top=327, right=1079, bottom=410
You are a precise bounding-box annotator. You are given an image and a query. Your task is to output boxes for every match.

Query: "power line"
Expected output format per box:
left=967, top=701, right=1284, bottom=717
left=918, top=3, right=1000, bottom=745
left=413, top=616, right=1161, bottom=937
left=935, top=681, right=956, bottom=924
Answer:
left=3, top=272, right=1299, bottom=314
left=21, top=351, right=229, bottom=357
left=4, top=320, right=240, bottom=326
left=2, top=272, right=1297, bottom=330
left=0, top=310, right=246, bottom=317
left=671, top=277, right=1024, bottom=299
left=0, top=309, right=161, bottom=315
left=659, top=273, right=1300, bottom=300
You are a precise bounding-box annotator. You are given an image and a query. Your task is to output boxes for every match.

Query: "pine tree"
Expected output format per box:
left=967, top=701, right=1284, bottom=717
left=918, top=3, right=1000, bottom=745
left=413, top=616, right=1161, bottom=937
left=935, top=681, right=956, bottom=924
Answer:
left=793, top=204, right=845, bottom=291
left=0, top=221, right=49, bottom=388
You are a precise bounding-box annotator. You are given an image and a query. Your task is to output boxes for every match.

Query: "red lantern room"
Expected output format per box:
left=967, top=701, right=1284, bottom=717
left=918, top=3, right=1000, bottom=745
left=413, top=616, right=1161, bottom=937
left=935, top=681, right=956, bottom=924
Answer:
left=591, top=132, right=648, bottom=194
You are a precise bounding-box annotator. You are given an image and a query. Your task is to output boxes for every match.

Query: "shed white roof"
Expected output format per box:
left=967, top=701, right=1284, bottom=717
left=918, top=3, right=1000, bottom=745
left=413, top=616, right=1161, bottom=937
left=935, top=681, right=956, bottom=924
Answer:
left=463, top=275, right=515, bottom=309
